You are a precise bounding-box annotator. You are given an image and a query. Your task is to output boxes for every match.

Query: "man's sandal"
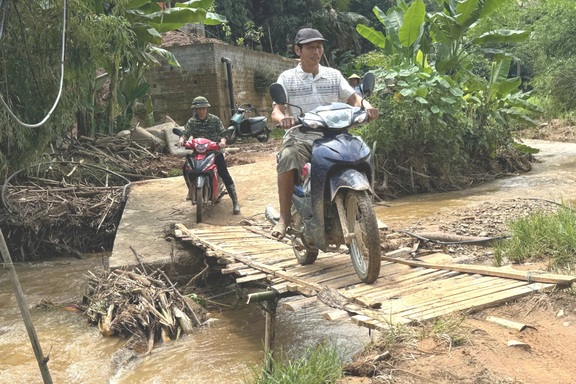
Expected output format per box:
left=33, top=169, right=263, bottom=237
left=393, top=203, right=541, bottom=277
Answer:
left=271, top=223, right=287, bottom=241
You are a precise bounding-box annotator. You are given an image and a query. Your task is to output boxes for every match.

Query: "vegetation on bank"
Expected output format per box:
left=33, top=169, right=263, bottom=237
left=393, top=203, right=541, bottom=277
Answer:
left=248, top=344, right=343, bottom=384
left=494, top=205, right=576, bottom=272
left=1, top=0, right=575, bottom=190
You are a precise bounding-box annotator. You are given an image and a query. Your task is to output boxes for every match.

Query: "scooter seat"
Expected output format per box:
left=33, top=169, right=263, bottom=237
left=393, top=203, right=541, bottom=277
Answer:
left=248, top=116, right=266, bottom=123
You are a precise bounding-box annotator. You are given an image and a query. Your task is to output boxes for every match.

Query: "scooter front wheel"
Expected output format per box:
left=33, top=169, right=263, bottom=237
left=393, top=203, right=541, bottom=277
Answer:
left=345, top=190, right=381, bottom=283
left=195, top=186, right=203, bottom=223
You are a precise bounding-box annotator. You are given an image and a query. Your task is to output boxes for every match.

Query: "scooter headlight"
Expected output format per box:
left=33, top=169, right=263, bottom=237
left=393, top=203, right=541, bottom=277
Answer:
left=195, top=143, right=208, bottom=153
left=316, top=109, right=353, bottom=129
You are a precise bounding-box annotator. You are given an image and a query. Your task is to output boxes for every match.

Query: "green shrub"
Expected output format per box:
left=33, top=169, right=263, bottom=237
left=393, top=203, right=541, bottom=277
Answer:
left=248, top=343, right=343, bottom=384
left=254, top=67, right=277, bottom=93
left=494, top=206, right=576, bottom=270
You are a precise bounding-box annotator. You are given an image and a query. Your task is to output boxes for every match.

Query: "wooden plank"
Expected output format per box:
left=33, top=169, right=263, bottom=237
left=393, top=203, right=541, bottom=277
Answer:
left=286, top=284, right=317, bottom=296
left=351, top=315, right=388, bottom=330
left=289, top=260, right=353, bottom=281
left=182, top=226, right=253, bottom=235
left=389, top=279, right=527, bottom=318
left=312, top=270, right=359, bottom=287
left=323, top=309, right=350, bottom=321
left=290, top=256, right=353, bottom=277
left=343, top=302, right=411, bottom=327
left=352, top=271, right=462, bottom=307
left=269, top=283, right=288, bottom=294
left=341, top=268, right=445, bottom=296
left=252, top=253, right=300, bottom=265
left=409, top=283, right=555, bottom=321
left=358, top=270, right=457, bottom=297
left=235, top=273, right=269, bottom=283
left=375, top=275, right=503, bottom=313
left=188, top=233, right=264, bottom=241
left=282, top=297, right=318, bottom=311
left=381, top=256, right=576, bottom=285
left=340, top=253, right=456, bottom=296
left=221, top=263, right=247, bottom=273
left=267, top=259, right=300, bottom=270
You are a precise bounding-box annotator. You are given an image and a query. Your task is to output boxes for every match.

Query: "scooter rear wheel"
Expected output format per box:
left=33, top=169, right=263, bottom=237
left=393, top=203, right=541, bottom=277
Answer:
left=291, top=209, right=318, bottom=265
left=257, top=129, right=270, bottom=143
left=345, top=190, right=381, bottom=283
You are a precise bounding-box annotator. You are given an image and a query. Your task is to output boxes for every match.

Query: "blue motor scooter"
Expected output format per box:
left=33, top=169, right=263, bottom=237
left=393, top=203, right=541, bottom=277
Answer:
left=265, top=73, right=381, bottom=283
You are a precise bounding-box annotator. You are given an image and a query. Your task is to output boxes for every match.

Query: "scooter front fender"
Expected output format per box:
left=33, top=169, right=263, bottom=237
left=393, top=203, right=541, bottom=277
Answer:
left=190, top=175, right=209, bottom=189
left=328, top=168, right=372, bottom=202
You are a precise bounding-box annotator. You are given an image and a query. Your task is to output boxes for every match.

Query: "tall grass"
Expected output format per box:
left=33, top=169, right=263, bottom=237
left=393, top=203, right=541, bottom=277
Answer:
left=248, top=343, right=343, bottom=384
left=494, top=206, right=576, bottom=271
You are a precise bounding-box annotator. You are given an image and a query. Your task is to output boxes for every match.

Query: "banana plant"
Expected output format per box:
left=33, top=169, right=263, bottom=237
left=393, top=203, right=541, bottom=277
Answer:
left=357, top=0, right=529, bottom=74
left=466, top=57, right=540, bottom=130
left=429, top=0, right=530, bottom=74
left=93, top=0, right=226, bottom=133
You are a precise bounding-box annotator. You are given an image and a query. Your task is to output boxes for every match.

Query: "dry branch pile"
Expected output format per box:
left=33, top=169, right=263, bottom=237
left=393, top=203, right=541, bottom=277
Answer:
left=0, top=135, right=172, bottom=261
left=84, top=268, right=207, bottom=354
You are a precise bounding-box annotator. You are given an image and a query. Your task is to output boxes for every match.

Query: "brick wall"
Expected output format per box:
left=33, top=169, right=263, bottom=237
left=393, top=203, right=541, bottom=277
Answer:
left=147, top=43, right=296, bottom=127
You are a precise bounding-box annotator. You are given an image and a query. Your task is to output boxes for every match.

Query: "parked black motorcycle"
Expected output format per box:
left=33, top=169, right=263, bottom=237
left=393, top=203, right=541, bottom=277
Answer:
left=265, top=73, right=381, bottom=284
left=225, top=104, right=270, bottom=144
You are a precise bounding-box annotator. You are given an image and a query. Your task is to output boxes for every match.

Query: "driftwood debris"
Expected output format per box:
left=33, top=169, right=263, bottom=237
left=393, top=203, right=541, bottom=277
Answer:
left=401, top=231, right=509, bottom=246
left=84, top=268, right=207, bottom=354
left=0, top=134, right=173, bottom=261
left=486, top=316, right=528, bottom=331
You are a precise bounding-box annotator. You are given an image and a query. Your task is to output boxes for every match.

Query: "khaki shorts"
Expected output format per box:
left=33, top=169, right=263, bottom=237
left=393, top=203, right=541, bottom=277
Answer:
left=276, top=136, right=312, bottom=176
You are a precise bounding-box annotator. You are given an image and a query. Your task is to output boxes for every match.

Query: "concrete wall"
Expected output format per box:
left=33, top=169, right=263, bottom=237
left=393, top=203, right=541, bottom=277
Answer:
left=147, top=43, right=296, bottom=127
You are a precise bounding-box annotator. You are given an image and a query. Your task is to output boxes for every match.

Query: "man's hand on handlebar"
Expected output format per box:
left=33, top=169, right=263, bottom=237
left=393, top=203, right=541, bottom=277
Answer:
left=279, top=116, right=296, bottom=130
left=366, top=107, right=380, bottom=122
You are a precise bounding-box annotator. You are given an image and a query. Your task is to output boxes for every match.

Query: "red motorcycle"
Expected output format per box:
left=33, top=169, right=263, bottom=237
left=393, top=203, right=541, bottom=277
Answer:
left=180, top=135, right=226, bottom=223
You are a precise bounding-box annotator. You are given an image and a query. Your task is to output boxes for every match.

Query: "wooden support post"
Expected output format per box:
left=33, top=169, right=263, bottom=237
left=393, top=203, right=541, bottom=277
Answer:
left=246, top=290, right=279, bottom=374
left=264, top=297, right=278, bottom=374
left=0, top=229, right=53, bottom=384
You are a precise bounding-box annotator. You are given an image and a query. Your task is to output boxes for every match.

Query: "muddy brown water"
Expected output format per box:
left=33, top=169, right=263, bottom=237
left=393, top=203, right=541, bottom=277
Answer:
left=1, top=139, right=576, bottom=383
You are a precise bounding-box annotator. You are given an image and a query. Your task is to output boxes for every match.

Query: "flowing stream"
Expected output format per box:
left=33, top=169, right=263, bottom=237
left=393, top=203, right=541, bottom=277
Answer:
left=2, top=139, right=576, bottom=383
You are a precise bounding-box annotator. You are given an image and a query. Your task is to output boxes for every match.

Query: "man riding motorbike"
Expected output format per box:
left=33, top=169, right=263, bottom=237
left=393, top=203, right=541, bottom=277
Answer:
left=270, top=28, right=379, bottom=240
left=177, top=96, right=241, bottom=214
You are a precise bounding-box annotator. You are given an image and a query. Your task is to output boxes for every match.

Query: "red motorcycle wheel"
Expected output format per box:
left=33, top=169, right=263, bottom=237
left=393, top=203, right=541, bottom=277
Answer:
left=227, top=129, right=238, bottom=144
left=195, top=187, right=203, bottom=223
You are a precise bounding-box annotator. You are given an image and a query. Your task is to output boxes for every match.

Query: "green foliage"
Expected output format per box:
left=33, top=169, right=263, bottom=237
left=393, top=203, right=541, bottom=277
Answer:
left=533, top=59, right=576, bottom=116
left=422, top=315, right=470, bottom=348
left=477, top=0, right=576, bottom=119
left=354, top=0, right=540, bottom=195
left=494, top=206, right=576, bottom=271
left=249, top=343, right=343, bottom=384
left=253, top=67, right=277, bottom=92
left=97, top=0, right=224, bottom=134
left=0, top=0, right=98, bottom=175
left=237, top=21, right=264, bottom=50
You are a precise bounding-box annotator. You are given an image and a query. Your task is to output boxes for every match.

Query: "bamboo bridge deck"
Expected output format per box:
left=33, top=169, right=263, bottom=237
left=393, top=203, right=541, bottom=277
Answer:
left=174, top=223, right=576, bottom=331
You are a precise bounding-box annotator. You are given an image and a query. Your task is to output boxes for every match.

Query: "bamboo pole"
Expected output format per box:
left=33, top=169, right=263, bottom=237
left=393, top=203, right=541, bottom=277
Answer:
left=246, top=290, right=279, bottom=373
left=264, top=298, right=278, bottom=374
left=0, top=229, right=52, bottom=383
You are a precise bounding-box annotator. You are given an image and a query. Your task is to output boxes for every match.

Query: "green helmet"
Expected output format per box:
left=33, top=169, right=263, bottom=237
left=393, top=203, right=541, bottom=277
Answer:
left=191, top=96, right=211, bottom=108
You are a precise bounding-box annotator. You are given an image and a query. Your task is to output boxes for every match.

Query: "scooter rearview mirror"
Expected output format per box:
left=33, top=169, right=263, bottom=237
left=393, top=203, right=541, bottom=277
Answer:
left=269, top=83, right=287, bottom=104
left=172, top=127, right=183, bottom=137
left=362, top=72, right=375, bottom=96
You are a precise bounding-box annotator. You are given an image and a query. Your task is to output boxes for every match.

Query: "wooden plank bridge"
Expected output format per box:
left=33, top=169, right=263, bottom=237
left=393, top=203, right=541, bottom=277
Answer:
left=174, top=223, right=576, bottom=331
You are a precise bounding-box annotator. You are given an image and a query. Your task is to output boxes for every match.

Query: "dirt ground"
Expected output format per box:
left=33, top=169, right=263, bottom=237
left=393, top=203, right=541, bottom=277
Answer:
left=150, top=124, right=576, bottom=384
